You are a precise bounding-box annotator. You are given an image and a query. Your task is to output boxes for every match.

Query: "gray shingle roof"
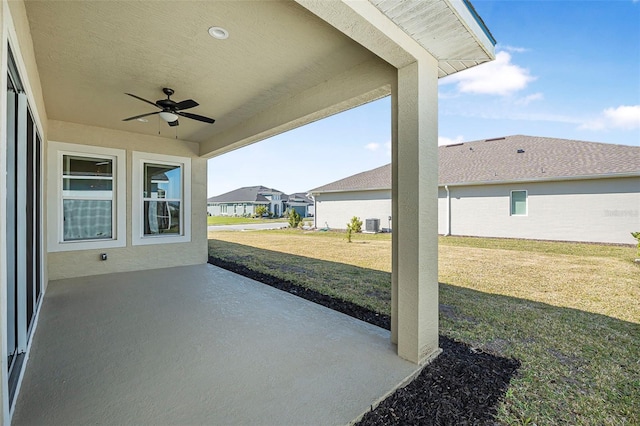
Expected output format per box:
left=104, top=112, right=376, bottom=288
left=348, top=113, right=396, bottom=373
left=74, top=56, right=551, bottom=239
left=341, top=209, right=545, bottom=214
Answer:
left=309, top=135, right=640, bottom=193
left=207, top=186, right=283, bottom=203
left=310, top=163, right=392, bottom=193
left=287, top=192, right=313, bottom=204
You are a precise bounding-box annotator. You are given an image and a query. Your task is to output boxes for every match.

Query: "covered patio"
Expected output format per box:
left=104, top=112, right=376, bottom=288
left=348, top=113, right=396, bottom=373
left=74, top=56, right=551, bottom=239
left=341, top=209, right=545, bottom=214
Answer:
left=1, top=0, right=495, bottom=423
left=13, top=264, right=417, bottom=425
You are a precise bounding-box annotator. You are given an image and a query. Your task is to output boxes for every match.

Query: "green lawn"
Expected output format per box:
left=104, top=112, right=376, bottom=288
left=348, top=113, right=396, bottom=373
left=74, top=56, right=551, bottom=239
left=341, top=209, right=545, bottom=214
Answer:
left=208, top=231, right=639, bottom=425
left=207, top=216, right=276, bottom=226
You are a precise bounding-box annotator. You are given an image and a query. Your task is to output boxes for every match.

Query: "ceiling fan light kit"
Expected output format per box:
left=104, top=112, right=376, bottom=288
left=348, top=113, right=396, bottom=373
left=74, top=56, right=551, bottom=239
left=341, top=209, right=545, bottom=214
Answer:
left=123, top=87, right=215, bottom=127
left=158, top=111, right=179, bottom=123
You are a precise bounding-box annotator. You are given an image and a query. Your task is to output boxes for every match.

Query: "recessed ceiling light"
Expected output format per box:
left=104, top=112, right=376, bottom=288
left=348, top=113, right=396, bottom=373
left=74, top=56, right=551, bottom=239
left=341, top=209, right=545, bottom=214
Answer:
left=208, top=26, right=229, bottom=40
left=137, top=118, right=148, bottom=123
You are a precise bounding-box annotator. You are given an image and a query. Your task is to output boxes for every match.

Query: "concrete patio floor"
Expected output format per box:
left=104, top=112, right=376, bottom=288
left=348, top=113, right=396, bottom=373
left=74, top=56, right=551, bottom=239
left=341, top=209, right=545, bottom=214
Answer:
left=12, top=264, right=418, bottom=425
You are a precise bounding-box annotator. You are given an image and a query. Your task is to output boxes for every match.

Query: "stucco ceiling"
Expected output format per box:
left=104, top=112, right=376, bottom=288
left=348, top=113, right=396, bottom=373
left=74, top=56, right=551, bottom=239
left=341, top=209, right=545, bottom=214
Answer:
left=24, top=0, right=380, bottom=144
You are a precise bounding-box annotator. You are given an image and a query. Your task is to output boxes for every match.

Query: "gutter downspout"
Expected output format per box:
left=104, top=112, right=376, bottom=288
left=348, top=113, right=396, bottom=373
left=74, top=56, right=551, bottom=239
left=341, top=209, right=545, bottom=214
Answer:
left=313, top=196, right=317, bottom=229
left=445, top=185, right=451, bottom=236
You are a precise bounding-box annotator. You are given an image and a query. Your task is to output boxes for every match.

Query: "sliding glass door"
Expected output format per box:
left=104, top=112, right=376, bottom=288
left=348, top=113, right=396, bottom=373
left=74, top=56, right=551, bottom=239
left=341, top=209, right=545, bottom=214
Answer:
left=6, top=47, right=43, bottom=407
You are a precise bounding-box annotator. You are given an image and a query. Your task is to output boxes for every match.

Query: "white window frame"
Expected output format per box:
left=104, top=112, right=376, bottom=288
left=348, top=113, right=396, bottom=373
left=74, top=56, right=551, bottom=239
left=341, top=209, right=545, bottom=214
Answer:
left=132, top=152, right=191, bottom=245
left=47, top=142, right=126, bottom=252
left=510, top=190, right=528, bottom=216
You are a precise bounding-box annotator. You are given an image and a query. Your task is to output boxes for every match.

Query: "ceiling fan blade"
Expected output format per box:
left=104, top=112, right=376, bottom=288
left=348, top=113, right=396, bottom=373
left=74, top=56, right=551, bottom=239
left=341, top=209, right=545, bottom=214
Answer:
left=174, top=99, right=199, bottom=110
left=168, top=119, right=179, bottom=127
left=125, top=93, right=160, bottom=108
left=177, top=111, right=215, bottom=124
left=122, top=111, right=160, bottom=121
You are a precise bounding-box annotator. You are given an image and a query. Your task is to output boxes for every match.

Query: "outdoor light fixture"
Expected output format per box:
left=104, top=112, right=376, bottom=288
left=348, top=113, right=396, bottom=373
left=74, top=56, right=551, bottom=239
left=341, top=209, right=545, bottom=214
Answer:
left=159, top=111, right=179, bottom=122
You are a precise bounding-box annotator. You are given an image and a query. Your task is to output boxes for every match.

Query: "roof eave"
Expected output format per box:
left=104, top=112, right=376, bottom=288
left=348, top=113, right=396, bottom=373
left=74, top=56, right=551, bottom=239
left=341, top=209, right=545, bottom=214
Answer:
left=440, top=172, right=640, bottom=187
left=437, top=0, right=496, bottom=77
left=310, top=187, right=391, bottom=195
left=208, top=200, right=271, bottom=204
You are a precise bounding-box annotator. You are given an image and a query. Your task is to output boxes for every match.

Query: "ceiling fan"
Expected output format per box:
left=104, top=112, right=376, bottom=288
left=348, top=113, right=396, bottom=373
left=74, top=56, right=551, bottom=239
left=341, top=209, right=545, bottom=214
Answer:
left=122, top=88, right=215, bottom=127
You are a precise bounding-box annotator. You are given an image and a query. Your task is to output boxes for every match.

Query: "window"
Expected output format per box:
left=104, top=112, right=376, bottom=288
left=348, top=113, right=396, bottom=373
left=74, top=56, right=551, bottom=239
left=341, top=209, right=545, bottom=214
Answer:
left=132, top=152, right=191, bottom=245
left=510, top=190, right=527, bottom=216
left=48, top=142, right=126, bottom=251
left=63, top=155, right=113, bottom=241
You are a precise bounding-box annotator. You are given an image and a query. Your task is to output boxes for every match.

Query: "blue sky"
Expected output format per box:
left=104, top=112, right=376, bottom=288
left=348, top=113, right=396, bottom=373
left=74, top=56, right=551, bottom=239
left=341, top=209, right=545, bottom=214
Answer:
left=208, top=0, right=640, bottom=197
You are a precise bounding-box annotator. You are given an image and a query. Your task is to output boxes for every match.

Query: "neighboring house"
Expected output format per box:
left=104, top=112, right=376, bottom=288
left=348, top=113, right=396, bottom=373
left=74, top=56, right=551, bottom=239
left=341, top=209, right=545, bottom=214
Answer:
left=310, top=135, right=640, bottom=245
left=207, top=186, right=285, bottom=217
left=0, top=0, right=495, bottom=413
left=207, top=187, right=314, bottom=217
left=311, top=164, right=393, bottom=231
left=283, top=192, right=315, bottom=217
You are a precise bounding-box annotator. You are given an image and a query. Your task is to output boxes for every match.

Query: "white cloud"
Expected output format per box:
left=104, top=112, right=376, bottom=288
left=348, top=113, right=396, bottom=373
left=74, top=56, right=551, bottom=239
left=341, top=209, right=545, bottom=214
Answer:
left=365, top=141, right=391, bottom=157
left=515, top=92, right=544, bottom=106
left=497, top=44, right=529, bottom=53
left=442, top=51, right=535, bottom=96
left=384, top=141, right=392, bottom=156
left=580, top=105, right=640, bottom=130
left=365, top=142, right=380, bottom=151
left=438, top=135, right=465, bottom=146
left=603, top=105, right=640, bottom=129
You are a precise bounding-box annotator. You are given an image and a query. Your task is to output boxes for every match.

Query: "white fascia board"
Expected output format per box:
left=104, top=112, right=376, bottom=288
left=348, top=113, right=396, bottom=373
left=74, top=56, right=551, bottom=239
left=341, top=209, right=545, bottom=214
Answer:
left=310, top=187, right=391, bottom=195
left=439, top=172, right=640, bottom=187
left=446, top=0, right=496, bottom=58
left=211, top=200, right=270, bottom=204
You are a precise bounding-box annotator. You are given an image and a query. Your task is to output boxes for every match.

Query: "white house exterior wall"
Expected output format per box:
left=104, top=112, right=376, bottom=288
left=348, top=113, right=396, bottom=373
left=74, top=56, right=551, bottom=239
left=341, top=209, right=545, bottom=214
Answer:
left=317, top=177, right=638, bottom=244
left=438, top=187, right=448, bottom=235
left=314, top=189, right=391, bottom=230
left=208, top=203, right=263, bottom=217
left=441, top=177, right=639, bottom=244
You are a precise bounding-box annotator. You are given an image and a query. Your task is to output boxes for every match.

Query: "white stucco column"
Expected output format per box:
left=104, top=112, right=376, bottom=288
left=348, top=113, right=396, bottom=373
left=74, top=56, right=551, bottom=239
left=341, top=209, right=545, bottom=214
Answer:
left=392, top=56, right=440, bottom=364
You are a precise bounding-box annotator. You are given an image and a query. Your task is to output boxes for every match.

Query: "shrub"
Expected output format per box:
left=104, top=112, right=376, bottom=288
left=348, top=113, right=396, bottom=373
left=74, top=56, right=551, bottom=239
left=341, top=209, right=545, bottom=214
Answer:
left=254, top=205, right=268, bottom=217
left=288, top=209, right=302, bottom=229
left=346, top=216, right=363, bottom=243
left=632, top=232, right=640, bottom=257
left=348, top=216, right=363, bottom=233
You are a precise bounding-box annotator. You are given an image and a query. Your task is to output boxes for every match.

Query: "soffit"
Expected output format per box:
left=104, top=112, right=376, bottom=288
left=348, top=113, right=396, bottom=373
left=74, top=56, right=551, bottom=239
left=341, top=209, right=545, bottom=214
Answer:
left=370, top=0, right=495, bottom=77
left=24, top=0, right=379, bottom=144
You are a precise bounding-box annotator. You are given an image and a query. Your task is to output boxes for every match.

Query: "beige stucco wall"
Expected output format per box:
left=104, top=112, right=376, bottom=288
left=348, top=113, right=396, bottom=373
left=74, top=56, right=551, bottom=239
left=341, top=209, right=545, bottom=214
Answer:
left=314, top=189, right=392, bottom=230
left=46, top=120, right=208, bottom=280
left=442, top=177, right=640, bottom=244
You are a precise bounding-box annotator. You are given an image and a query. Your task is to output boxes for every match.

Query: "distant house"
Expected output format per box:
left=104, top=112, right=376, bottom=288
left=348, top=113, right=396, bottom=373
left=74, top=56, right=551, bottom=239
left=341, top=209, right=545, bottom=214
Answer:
left=207, top=186, right=284, bottom=217
left=309, top=135, right=640, bottom=244
left=207, top=186, right=314, bottom=217
left=284, top=193, right=315, bottom=218
left=310, top=164, right=393, bottom=231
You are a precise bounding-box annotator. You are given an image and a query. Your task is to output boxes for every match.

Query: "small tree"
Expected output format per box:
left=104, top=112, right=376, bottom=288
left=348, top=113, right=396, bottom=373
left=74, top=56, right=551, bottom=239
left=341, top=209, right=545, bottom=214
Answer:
left=631, top=232, right=640, bottom=258
left=254, top=205, right=268, bottom=217
left=349, top=216, right=363, bottom=233
left=346, top=216, right=363, bottom=243
left=288, top=208, right=302, bottom=229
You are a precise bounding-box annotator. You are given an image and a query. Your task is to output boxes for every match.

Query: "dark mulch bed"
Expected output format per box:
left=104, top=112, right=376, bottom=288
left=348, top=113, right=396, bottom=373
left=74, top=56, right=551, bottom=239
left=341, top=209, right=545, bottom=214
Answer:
left=208, top=256, right=521, bottom=425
